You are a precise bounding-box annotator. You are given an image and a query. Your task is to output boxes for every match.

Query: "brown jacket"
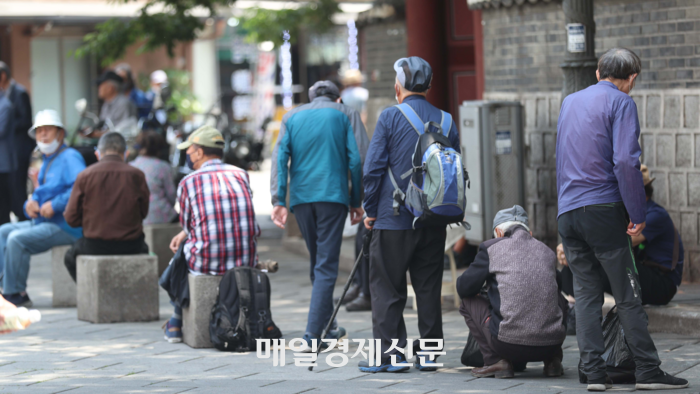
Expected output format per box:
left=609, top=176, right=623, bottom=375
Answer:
left=65, top=155, right=150, bottom=241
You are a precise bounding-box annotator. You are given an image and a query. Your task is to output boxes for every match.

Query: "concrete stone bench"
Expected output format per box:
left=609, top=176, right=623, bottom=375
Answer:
left=51, top=245, right=77, bottom=307
left=77, top=254, right=159, bottom=323
left=183, top=274, right=222, bottom=348
left=143, top=223, right=182, bottom=276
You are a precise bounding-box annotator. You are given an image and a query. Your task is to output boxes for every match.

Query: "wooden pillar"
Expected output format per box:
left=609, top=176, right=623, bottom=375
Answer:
left=405, top=0, right=447, bottom=110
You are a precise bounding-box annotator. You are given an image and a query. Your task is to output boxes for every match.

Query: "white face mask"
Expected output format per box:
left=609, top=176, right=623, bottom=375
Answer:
left=37, top=139, right=60, bottom=155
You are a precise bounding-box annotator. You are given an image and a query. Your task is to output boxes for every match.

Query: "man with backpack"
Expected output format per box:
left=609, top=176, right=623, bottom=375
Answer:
left=270, top=80, right=367, bottom=350
left=360, top=57, right=463, bottom=373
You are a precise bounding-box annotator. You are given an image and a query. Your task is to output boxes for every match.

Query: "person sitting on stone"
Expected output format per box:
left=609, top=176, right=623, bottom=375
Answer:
left=163, top=126, right=260, bottom=343
left=63, top=132, right=150, bottom=280
left=130, top=131, right=177, bottom=225
left=559, top=164, right=685, bottom=334
left=0, top=110, right=86, bottom=306
left=457, top=205, right=567, bottom=379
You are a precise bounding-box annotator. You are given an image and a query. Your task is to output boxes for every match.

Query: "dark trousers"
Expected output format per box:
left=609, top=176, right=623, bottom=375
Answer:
left=354, top=224, right=370, bottom=296
left=9, top=151, right=31, bottom=222
left=459, top=296, right=563, bottom=365
left=64, top=236, right=149, bottom=281
left=561, top=264, right=677, bottom=306
left=370, top=227, right=446, bottom=363
left=0, top=173, right=11, bottom=225
left=559, top=203, right=662, bottom=382
left=294, top=202, right=348, bottom=337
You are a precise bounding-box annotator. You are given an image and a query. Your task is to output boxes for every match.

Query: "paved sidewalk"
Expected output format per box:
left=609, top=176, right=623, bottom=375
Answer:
left=0, top=226, right=698, bottom=394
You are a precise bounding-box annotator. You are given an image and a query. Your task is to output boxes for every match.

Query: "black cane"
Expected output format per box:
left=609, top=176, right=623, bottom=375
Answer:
left=308, top=224, right=373, bottom=371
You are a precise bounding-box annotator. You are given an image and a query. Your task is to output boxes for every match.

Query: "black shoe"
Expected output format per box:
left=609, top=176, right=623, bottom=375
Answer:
left=3, top=293, right=32, bottom=308
left=636, top=371, right=689, bottom=390
left=346, top=293, right=371, bottom=312
left=334, top=284, right=361, bottom=306
left=567, top=305, right=577, bottom=336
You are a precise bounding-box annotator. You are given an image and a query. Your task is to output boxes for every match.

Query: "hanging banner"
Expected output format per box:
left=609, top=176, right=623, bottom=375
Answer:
left=567, top=23, right=586, bottom=53
left=252, top=51, right=277, bottom=130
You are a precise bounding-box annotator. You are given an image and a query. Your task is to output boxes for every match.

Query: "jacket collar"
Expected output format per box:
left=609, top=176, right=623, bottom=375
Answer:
left=504, top=224, right=529, bottom=238
left=313, top=96, right=333, bottom=103
left=597, top=81, right=619, bottom=91
left=201, top=158, right=223, bottom=168
left=403, top=95, right=427, bottom=103
left=99, top=155, right=124, bottom=163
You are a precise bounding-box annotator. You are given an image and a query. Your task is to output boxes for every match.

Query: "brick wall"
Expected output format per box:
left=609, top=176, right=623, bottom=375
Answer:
left=479, top=0, right=700, bottom=282
left=595, top=0, right=700, bottom=89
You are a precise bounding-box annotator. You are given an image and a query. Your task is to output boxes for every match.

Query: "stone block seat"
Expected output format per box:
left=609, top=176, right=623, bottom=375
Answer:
left=143, top=223, right=182, bottom=276
left=51, top=245, right=77, bottom=307
left=77, top=254, right=159, bottom=323
left=183, top=274, right=222, bottom=348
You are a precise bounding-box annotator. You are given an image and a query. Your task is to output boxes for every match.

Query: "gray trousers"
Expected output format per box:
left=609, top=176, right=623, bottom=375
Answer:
left=559, top=203, right=662, bottom=382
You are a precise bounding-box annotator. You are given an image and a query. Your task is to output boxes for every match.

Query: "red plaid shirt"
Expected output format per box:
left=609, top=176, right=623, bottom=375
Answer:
left=177, top=159, right=260, bottom=274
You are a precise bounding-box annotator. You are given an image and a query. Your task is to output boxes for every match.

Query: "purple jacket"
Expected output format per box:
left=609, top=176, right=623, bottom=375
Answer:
left=556, top=81, right=646, bottom=224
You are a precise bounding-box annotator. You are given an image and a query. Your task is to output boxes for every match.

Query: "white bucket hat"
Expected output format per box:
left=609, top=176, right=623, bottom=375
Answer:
left=150, top=70, right=168, bottom=85
left=28, top=109, right=64, bottom=139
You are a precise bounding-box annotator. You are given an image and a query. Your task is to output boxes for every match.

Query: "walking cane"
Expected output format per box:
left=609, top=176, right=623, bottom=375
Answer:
left=308, top=223, right=373, bottom=372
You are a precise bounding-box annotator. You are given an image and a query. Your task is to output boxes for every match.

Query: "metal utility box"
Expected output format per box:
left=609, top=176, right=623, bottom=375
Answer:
left=459, top=101, right=525, bottom=244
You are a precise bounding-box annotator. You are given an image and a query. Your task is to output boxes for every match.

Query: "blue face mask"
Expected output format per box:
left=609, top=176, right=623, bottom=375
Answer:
left=186, top=154, right=195, bottom=170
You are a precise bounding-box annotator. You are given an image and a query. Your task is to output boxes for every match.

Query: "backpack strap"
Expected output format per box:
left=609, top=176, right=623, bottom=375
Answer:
left=387, top=169, right=406, bottom=216
left=394, top=103, right=425, bottom=135
left=233, top=268, right=252, bottom=336
left=439, top=111, right=452, bottom=137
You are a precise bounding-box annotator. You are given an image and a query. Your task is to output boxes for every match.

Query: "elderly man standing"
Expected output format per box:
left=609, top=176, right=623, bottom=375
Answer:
left=557, top=48, right=688, bottom=391
left=0, top=110, right=85, bottom=306
left=86, top=71, right=137, bottom=139
left=164, top=126, right=260, bottom=343
left=457, top=206, right=567, bottom=379
left=270, top=80, right=367, bottom=349
left=360, top=57, right=460, bottom=373
left=0, top=62, right=33, bottom=223
left=63, top=132, right=150, bottom=281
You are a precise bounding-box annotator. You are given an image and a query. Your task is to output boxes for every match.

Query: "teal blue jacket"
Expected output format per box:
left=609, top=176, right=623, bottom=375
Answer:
left=271, top=97, right=368, bottom=211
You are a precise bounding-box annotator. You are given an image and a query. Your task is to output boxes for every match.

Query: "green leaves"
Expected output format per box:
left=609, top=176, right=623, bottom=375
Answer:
left=238, top=0, right=340, bottom=48
left=75, top=0, right=236, bottom=66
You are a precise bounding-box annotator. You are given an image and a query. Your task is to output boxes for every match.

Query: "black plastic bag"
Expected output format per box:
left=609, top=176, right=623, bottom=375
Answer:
left=578, top=306, right=636, bottom=384
left=461, top=332, right=485, bottom=367
left=159, top=243, right=190, bottom=308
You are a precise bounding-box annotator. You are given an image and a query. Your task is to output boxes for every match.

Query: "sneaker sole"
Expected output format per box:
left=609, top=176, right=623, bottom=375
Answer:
left=416, top=365, right=438, bottom=372
left=359, top=365, right=410, bottom=373
left=636, top=383, right=690, bottom=390
left=164, top=335, right=183, bottom=343
left=587, top=383, right=612, bottom=391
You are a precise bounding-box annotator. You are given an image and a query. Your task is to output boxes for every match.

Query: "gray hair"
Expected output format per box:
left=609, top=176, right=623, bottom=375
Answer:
left=0, top=61, right=10, bottom=79
left=97, top=132, right=127, bottom=155
left=493, top=221, right=530, bottom=238
left=598, top=48, right=642, bottom=80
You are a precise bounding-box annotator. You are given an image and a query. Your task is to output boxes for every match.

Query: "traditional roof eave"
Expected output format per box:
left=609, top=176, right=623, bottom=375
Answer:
left=467, top=0, right=559, bottom=10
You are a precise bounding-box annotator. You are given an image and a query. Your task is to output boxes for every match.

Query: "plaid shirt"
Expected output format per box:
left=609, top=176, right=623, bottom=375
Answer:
left=178, top=159, right=260, bottom=274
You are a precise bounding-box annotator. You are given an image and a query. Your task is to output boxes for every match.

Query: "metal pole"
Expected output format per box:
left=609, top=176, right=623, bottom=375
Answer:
left=560, top=0, right=598, bottom=99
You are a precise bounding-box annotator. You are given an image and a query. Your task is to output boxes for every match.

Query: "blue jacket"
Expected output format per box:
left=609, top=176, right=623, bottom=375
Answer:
left=129, top=88, right=154, bottom=120
left=363, top=95, right=460, bottom=230
left=25, top=145, right=86, bottom=238
left=0, top=94, right=15, bottom=173
left=556, top=81, right=646, bottom=224
left=271, top=97, right=368, bottom=211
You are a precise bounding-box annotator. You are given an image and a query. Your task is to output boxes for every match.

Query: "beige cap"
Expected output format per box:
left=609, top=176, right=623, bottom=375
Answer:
left=176, top=126, right=225, bottom=150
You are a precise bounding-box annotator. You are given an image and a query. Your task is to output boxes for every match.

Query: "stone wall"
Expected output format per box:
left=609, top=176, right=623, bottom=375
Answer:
left=484, top=90, right=700, bottom=283
left=481, top=0, right=700, bottom=93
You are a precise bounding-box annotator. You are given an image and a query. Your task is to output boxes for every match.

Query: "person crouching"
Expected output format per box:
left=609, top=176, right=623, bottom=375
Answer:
left=457, top=205, right=567, bottom=379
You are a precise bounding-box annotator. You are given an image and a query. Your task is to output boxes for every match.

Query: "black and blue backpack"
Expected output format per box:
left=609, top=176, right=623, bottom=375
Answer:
left=388, top=103, right=470, bottom=229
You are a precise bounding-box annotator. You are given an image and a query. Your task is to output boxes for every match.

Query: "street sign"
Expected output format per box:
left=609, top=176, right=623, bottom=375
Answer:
left=567, top=23, right=586, bottom=53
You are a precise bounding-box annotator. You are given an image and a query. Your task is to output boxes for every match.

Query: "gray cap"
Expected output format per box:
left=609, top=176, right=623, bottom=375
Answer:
left=492, top=205, right=529, bottom=232
left=309, top=80, right=340, bottom=101
left=394, top=57, right=433, bottom=93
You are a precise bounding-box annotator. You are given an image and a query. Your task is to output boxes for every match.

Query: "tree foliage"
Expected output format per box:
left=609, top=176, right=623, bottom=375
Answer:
left=76, top=0, right=340, bottom=66
left=239, top=0, right=340, bottom=47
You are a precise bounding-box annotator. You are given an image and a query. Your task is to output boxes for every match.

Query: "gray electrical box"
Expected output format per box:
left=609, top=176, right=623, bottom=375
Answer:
left=459, top=101, right=525, bottom=244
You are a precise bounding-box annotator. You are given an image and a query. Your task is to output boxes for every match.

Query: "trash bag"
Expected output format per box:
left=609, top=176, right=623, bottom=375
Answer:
left=578, top=306, right=636, bottom=384
left=461, top=332, right=484, bottom=367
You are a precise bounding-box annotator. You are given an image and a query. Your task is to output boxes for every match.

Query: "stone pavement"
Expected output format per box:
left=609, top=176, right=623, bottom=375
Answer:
left=1, top=224, right=699, bottom=394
